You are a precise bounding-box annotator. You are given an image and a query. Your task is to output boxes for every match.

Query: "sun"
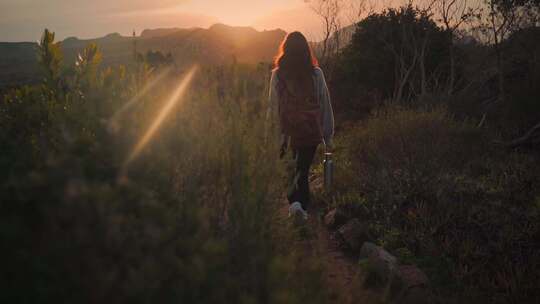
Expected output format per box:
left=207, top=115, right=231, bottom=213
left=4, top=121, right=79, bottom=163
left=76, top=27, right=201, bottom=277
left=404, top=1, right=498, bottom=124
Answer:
left=175, top=0, right=306, bottom=27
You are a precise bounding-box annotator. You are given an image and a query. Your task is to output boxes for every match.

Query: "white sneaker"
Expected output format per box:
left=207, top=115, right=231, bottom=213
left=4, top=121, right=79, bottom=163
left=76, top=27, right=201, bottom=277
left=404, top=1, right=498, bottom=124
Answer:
left=288, top=202, right=309, bottom=220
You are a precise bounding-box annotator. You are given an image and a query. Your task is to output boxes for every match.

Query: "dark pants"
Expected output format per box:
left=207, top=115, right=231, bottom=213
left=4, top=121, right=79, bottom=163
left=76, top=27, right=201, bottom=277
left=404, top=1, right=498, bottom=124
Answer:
left=287, top=145, right=318, bottom=210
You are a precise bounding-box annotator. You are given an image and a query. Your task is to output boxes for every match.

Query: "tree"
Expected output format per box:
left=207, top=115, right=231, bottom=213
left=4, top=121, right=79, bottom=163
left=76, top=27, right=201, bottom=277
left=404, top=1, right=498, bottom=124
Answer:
left=434, top=0, right=480, bottom=94
left=144, top=50, right=174, bottom=68
left=493, top=0, right=540, bottom=27
left=74, top=43, right=102, bottom=91
left=488, top=0, right=516, bottom=101
left=37, top=29, right=63, bottom=94
left=310, top=0, right=342, bottom=65
left=308, top=0, right=370, bottom=74
left=472, top=0, right=540, bottom=102
left=336, top=5, right=451, bottom=104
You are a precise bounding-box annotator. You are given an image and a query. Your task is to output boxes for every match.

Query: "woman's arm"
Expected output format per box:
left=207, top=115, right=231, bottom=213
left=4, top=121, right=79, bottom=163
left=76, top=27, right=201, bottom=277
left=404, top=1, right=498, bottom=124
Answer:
left=316, top=68, right=335, bottom=148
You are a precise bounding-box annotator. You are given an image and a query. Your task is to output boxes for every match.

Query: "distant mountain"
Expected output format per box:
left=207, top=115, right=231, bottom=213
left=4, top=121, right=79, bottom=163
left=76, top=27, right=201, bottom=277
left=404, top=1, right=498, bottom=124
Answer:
left=141, top=28, right=185, bottom=38
left=0, top=42, right=40, bottom=88
left=311, top=24, right=356, bottom=57
left=0, top=24, right=287, bottom=88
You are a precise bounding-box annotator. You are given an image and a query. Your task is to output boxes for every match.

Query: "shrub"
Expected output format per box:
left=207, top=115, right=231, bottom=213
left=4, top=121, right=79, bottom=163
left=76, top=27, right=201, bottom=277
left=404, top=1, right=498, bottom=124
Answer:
left=333, top=5, right=451, bottom=111
left=333, top=105, right=540, bottom=303
left=0, top=30, right=328, bottom=304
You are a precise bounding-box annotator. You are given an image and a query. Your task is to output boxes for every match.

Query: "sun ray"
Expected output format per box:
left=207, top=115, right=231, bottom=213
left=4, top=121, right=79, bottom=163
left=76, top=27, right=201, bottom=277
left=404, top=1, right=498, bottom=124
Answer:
left=123, top=65, right=199, bottom=170
left=108, top=67, right=173, bottom=133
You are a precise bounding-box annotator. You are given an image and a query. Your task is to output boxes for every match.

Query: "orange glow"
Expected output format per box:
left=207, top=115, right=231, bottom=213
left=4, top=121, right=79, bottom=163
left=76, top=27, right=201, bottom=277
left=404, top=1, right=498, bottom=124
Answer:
left=179, top=0, right=304, bottom=26
left=108, top=67, right=173, bottom=134
left=123, top=65, right=199, bottom=168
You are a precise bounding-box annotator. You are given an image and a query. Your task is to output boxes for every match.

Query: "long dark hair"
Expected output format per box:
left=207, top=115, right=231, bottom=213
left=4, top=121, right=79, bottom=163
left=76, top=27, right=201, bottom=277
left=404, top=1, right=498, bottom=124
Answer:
left=274, top=32, right=319, bottom=96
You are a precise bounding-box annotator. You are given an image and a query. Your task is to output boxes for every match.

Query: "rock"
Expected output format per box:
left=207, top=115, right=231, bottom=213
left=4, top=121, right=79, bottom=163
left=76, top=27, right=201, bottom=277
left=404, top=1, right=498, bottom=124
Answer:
left=337, top=218, right=369, bottom=252
left=359, top=245, right=434, bottom=303
left=324, top=208, right=347, bottom=229
left=394, top=265, right=429, bottom=289
left=389, top=265, right=432, bottom=304
left=392, top=286, right=434, bottom=304
left=367, top=245, right=398, bottom=283
left=360, top=242, right=379, bottom=259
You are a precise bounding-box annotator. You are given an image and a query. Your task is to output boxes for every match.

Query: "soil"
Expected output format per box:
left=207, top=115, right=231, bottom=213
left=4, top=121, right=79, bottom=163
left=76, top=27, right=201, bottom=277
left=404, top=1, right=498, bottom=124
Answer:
left=281, top=176, right=383, bottom=304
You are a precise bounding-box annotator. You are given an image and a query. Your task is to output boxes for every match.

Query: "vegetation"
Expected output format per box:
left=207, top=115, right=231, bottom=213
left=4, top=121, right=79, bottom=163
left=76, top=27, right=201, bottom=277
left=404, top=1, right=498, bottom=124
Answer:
left=2, top=1, right=540, bottom=303
left=330, top=106, right=540, bottom=302
left=0, top=29, right=327, bottom=303
left=337, top=5, right=452, bottom=105
left=0, top=24, right=286, bottom=91
left=320, top=2, right=540, bottom=303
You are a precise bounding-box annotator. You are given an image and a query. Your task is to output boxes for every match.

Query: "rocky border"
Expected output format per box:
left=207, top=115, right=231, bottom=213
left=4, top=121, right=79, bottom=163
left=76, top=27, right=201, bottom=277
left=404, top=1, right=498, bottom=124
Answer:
left=324, top=209, right=435, bottom=304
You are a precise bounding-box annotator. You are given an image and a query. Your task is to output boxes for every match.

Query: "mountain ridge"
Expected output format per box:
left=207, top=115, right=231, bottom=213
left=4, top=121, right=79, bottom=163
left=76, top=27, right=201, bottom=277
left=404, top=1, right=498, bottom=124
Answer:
left=0, top=24, right=288, bottom=88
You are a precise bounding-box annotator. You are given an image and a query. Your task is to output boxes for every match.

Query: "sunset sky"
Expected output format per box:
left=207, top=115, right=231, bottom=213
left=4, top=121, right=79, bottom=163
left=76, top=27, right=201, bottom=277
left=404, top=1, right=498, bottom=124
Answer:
left=0, top=0, right=330, bottom=42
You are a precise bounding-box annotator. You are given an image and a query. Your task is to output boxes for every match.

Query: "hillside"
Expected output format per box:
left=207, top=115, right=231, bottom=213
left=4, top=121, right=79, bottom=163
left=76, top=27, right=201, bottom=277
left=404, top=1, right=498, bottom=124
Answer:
left=0, top=24, right=286, bottom=88
left=0, top=42, right=40, bottom=88
left=311, top=24, right=356, bottom=57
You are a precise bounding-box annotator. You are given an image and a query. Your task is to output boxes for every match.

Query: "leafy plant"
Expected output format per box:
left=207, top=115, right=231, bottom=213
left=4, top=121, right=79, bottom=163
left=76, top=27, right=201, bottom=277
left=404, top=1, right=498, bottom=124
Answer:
left=332, top=105, right=540, bottom=303
left=0, top=29, right=328, bottom=304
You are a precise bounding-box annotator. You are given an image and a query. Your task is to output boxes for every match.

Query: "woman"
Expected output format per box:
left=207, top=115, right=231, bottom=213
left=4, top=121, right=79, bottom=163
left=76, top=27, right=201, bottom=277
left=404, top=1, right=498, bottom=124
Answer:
left=267, top=31, right=335, bottom=220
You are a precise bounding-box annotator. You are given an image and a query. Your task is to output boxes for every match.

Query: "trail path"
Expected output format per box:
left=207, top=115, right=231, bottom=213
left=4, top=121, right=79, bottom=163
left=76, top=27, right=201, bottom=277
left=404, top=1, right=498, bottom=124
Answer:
left=280, top=176, right=382, bottom=304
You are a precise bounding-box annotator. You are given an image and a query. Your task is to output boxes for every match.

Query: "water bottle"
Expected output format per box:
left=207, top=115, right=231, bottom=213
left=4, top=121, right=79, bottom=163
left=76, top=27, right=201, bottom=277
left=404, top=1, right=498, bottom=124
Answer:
left=324, top=152, right=334, bottom=192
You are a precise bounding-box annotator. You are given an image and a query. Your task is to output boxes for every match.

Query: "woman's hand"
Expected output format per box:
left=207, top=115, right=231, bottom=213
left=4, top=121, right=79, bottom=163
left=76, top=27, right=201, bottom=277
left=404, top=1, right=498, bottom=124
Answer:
left=279, top=135, right=289, bottom=159
left=324, top=139, right=334, bottom=153
left=280, top=143, right=287, bottom=159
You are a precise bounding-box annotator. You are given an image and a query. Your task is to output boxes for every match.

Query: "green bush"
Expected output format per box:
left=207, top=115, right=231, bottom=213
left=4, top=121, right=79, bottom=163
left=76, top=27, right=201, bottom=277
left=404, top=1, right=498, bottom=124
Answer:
left=0, top=30, right=328, bottom=304
left=333, top=5, right=451, bottom=112
left=333, top=105, right=540, bottom=303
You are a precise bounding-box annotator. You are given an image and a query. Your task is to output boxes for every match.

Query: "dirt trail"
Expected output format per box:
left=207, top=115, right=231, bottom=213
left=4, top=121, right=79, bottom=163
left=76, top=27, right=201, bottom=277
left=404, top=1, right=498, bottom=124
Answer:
left=281, top=177, right=382, bottom=304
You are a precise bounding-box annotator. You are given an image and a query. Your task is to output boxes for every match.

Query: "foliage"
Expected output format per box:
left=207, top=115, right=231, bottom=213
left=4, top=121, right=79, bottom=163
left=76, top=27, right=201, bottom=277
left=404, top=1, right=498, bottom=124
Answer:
left=139, top=50, right=175, bottom=68
left=496, top=27, right=540, bottom=131
left=332, top=105, right=540, bottom=303
left=491, top=0, right=540, bottom=26
left=0, top=30, right=328, bottom=304
left=333, top=5, right=451, bottom=112
left=37, top=29, right=63, bottom=96
left=445, top=25, right=540, bottom=136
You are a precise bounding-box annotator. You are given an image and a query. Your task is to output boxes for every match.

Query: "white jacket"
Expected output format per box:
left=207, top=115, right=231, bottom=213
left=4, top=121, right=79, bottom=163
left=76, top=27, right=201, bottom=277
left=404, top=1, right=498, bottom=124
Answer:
left=267, top=67, right=335, bottom=147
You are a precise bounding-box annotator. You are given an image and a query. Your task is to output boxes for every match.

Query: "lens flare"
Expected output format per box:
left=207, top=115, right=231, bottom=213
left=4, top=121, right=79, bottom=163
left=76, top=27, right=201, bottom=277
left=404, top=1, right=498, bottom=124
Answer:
left=108, top=67, right=173, bottom=132
left=123, top=65, right=199, bottom=170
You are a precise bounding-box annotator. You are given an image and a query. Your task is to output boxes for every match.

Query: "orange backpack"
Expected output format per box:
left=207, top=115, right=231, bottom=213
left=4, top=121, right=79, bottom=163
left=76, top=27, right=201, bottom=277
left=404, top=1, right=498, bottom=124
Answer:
left=277, top=75, right=323, bottom=148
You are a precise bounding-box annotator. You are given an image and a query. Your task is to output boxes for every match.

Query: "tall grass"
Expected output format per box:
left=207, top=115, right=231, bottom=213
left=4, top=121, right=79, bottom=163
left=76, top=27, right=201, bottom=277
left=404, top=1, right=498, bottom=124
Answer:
left=0, top=31, right=327, bottom=304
